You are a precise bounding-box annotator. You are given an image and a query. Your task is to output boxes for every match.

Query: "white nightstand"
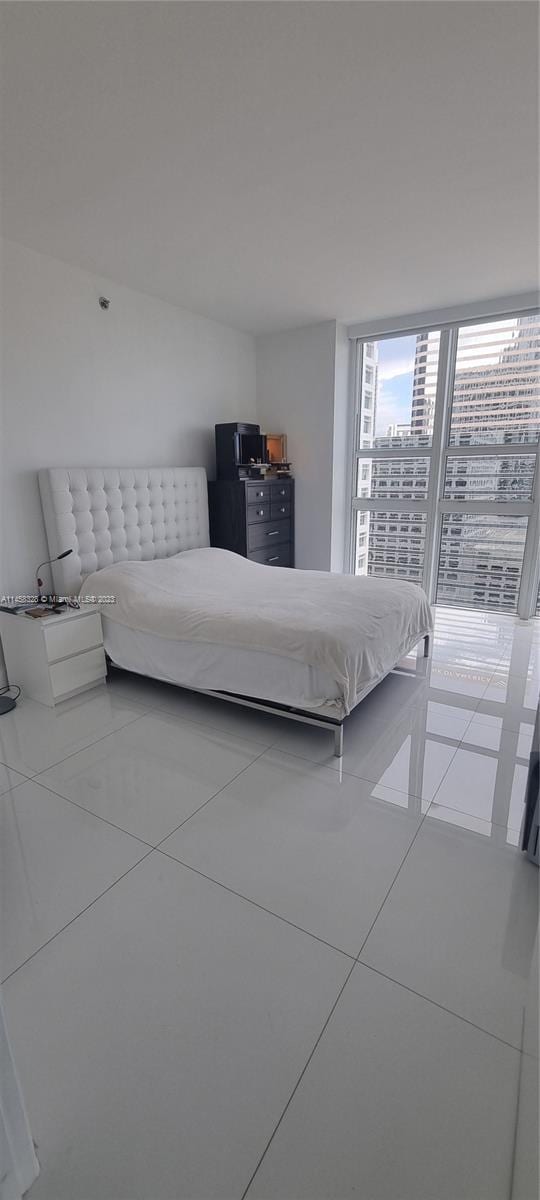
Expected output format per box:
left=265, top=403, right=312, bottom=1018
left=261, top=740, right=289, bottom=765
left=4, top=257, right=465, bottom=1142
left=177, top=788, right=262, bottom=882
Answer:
left=0, top=605, right=106, bottom=706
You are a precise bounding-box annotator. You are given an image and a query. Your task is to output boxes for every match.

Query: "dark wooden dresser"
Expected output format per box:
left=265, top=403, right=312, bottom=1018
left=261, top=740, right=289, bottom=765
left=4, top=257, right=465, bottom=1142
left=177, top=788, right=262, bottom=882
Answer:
left=208, top=478, right=294, bottom=567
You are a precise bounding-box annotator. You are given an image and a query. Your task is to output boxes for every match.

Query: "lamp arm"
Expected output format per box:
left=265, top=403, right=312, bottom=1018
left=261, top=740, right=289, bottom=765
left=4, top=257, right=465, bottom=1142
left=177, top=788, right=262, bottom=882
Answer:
left=35, top=550, right=73, bottom=598
left=36, top=559, right=54, bottom=580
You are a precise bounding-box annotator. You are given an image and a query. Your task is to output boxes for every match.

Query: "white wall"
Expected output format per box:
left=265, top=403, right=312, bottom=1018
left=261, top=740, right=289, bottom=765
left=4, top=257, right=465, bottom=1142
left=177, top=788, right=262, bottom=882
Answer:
left=0, top=243, right=351, bottom=650
left=256, top=321, right=336, bottom=571
left=256, top=320, right=349, bottom=572
left=0, top=239, right=257, bottom=596
left=330, top=323, right=351, bottom=574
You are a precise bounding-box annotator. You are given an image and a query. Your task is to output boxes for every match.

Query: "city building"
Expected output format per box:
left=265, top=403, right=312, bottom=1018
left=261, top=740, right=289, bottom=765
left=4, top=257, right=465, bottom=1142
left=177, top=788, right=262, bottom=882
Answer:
left=357, top=315, right=540, bottom=610
left=386, top=422, right=411, bottom=438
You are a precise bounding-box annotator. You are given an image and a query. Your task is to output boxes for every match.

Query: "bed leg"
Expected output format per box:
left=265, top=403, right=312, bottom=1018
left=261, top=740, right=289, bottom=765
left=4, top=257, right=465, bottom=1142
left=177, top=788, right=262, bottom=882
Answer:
left=334, top=725, right=344, bottom=759
left=423, top=634, right=431, bottom=658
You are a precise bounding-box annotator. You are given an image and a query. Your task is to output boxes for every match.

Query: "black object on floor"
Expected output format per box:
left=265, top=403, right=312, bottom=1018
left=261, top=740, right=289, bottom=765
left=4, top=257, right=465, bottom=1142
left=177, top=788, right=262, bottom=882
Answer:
left=521, top=702, right=539, bottom=865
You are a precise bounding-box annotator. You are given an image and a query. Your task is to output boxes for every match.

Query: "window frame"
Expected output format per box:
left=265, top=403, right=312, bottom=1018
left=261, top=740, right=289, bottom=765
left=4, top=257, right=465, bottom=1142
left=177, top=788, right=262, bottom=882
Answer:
left=346, top=304, right=540, bottom=618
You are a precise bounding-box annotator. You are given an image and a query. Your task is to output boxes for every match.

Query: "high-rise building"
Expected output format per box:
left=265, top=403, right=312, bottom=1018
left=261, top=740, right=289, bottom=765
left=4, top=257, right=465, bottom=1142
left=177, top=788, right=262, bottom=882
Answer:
left=438, top=314, right=539, bottom=609
left=356, top=315, right=540, bottom=610
left=386, top=423, right=411, bottom=438
left=355, top=341, right=378, bottom=575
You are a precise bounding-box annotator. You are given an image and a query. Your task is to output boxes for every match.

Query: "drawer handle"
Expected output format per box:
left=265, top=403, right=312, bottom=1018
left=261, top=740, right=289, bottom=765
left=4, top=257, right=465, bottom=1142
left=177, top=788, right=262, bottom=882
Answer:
left=280, top=489, right=286, bottom=495
left=256, top=491, right=264, bottom=497
left=257, top=509, right=265, bottom=517
left=268, top=555, right=280, bottom=563
left=279, top=506, right=285, bottom=513
left=267, top=530, right=280, bottom=536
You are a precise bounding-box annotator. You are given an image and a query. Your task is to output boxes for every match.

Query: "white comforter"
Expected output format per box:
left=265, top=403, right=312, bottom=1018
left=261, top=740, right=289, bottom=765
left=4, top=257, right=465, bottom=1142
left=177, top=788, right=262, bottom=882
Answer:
left=80, top=548, right=432, bottom=715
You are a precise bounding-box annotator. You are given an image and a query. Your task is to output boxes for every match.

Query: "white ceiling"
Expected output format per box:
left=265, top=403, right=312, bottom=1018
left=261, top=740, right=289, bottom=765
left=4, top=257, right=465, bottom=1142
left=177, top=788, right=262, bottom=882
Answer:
left=1, top=2, right=537, bottom=334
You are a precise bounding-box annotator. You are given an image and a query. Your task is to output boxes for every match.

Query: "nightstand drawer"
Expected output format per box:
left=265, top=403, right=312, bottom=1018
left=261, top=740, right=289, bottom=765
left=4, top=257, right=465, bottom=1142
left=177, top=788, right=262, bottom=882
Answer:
left=247, top=502, right=271, bottom=524
left=246, top=482, right=271, bottom=503
left=49, top=646, right=106, bottom=700
left=43, top=612, right=103, bottom=663
left=249, top=543, right=291, bottom=567
left=247, top=518, right=290, bottom=552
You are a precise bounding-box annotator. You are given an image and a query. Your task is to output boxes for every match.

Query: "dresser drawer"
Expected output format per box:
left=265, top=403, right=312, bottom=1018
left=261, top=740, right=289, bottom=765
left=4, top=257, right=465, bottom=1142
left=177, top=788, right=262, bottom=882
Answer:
left=49, top=646, right=107, bottom=700
left=247, top=502, right=271, bottom=524
left=247, top=518, right=290, bottom=553
left=43, top=612, right=103, bottom=663
left=246, top=482, right=271, bottom=504
left=271, top=497, right=291, bottom=519
left=248, top=543, right=291, bottom=568
left=272, top=481, right=292, bottom=502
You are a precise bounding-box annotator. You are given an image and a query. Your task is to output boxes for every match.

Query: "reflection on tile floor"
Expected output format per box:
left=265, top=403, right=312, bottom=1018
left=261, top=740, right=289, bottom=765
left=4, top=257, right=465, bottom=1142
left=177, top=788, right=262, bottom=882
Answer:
left=1, top=606, right=538, bottom=1199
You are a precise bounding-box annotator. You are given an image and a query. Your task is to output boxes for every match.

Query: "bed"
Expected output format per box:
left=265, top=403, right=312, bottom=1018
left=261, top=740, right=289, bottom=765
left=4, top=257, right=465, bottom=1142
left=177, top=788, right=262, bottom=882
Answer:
left=38, top=466, right=432, bottom=756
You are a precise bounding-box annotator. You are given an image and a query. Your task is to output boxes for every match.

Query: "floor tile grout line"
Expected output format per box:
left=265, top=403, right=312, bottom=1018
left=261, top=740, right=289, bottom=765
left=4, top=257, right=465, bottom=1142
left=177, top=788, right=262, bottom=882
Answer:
left=152, top=745, right=271, bottom=850
left=0, top=763, right=34, bottom=786
left=243, top=744, right=423, bottom=801
left=354, top=959, right=524, bottom=1055
left=415, top=691, right=535, bottom=821
left=508, top=1011, right=528, bottom=1200
left=455, top=707, right=480, bottom=741
left=259, top=723, right=468, bottom=786
left=28, top=743, right=270, bottom=855
left=152, top=677, right=524, bottom=964
left=0, top=775, right=36, bottom=802
left=421, top=708, right=498, bottom=812
left=14, top=641, right=525, bottom=785
left=11, top=694, right=528, bottom=841
left=16, top=694, right=511, bottom=979
left=519, top=1045, right=540, bottom=1063
left=464, top=712, right=534, bottom=736
left=112, top=653, right=527, bottom=759
left=407, top=730, right=461, bottom=816
left=7, top=648, right=528, bottom=830
left=459, top=733, right=533, bottom=764
left=4, top=618, right=533, bottom=1190
left=236, top=734, right=528, bottom=1196
left=156, top=847, right=356, bottom=962
left=25, top=775, right=157, bottom=849
left=427, top=791, right=523, bottom=835
left=353, top=805, right=432, bottom=962
left=2, top=820, right=357, bottom=994
left=244, top=737, right=464, bottom=810
left=5, top=704, right=153, bottom=780
left=0, top=848, right=155, bottom=987
left=240, top=959, right=357, bottom=1200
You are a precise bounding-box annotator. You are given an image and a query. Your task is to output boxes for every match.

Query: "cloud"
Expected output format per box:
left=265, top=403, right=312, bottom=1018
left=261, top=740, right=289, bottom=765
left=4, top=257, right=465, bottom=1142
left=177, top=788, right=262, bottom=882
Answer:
left=375, top=392, right=407, bottom=433
left=378, top=355, right=415, bottom=382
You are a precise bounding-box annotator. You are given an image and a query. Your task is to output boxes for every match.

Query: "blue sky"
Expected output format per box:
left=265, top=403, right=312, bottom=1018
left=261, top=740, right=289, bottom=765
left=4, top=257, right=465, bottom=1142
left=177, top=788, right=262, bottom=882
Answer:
left=375, top=335, right=416, bottom=435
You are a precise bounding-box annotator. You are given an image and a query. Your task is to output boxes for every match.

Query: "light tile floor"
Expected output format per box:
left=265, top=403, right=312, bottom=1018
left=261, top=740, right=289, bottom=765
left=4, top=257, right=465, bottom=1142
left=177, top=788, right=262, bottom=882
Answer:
left=1, top=606, right=538, bottom=1199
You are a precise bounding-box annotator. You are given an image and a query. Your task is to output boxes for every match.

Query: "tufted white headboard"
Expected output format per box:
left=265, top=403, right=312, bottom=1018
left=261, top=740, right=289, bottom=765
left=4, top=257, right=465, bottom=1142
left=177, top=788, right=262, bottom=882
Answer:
left=38, top=467, right=210, bottom=595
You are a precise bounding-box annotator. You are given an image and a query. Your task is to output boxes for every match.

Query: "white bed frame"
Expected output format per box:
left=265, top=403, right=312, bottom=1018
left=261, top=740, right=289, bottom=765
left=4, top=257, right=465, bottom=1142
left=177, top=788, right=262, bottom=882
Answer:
left=38, top=466, right=430, bottom=757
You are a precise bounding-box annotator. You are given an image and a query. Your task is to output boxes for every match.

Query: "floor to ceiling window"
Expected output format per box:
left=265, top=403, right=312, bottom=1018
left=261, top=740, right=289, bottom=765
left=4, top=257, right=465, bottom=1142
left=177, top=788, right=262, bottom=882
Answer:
left=349, top=310, right=540, bottom=617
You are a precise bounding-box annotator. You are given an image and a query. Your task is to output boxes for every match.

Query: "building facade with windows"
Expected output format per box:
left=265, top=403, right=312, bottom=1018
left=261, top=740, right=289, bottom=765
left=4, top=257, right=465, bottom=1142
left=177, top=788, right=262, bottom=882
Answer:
left=355, top=314, right=540, bottom=612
